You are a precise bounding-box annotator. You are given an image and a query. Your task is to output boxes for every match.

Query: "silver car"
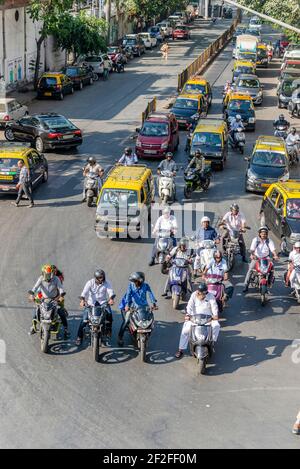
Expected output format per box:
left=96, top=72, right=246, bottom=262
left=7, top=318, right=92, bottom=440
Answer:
left=233, top=74, right=264, bottom=105
left=79, top=55, right=104, bottom=76
left=0, top=98, right=28, bottom=127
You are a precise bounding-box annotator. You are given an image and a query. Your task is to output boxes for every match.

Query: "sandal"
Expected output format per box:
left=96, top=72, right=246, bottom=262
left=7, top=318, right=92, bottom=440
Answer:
left=175, top=350, right=184, bottom=359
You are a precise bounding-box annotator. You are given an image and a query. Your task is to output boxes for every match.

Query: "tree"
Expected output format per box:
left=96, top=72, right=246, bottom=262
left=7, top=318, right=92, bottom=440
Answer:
left=124, top=0, right=189, bottom=23
left=27, top=0, right=73, bottom=88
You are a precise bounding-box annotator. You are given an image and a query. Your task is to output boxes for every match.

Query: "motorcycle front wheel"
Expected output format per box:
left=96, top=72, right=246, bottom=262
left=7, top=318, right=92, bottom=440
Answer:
left=40, top=324, right=50, bottom=354
left=202, top=177, right=210, bottom=191
left=184, top=186, right=192, bottom=199
left=172, top=292, right=180, bottom=310
left=139, top=334, right=146, bottom=362
left=260, top=284, right=267, bottom=306
left=199, top=357, right=207, bottom=375
left=87, top=196, right=93, bottom=207
left=226, top=251, right=235, bottom=271
left=92, top=332, right=100, bottom=362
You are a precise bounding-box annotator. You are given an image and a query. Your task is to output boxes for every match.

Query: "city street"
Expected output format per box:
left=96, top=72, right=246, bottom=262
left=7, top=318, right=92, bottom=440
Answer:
left=0, top=18, right=299, bottom=449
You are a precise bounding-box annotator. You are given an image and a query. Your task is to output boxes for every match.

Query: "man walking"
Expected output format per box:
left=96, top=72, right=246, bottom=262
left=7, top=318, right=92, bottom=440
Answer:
left=13, top=160, right=34, bottom=208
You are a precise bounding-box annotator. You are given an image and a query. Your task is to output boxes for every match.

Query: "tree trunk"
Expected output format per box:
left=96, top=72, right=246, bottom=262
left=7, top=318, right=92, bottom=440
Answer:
left=34, top=35, right=44, bottom=90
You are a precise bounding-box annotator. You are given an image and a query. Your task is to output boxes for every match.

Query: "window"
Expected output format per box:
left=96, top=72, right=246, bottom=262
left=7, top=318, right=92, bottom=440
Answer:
left=270, top=190, right=279, bottom=206
left=31, top=151, right=41, bottom=165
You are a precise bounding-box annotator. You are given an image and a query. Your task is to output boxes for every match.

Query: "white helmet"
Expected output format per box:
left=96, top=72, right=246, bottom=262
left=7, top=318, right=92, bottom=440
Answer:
left=163, top=207, right=171, bottom=215
left=201, top=216, right=210, bottom=223
left=294, top=242, right=300, bottom=248
left=236, top=114, right=242, bottom=121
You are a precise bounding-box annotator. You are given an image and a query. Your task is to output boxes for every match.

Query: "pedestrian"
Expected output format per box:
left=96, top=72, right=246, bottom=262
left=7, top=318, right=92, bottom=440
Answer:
left=12, top=160, right=34, bottom=208
left=293, top=411, right=300, bottom=435
left=103, top=56, right=110, bottom=81
left=160, top=42, right=170, bottom=60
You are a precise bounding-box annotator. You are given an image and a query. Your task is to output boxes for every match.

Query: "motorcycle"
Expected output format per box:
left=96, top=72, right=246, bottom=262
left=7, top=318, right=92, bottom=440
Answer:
left=248, top=257, right=274, bottom=306
left=274, top=123, right=289, bottom=139
left=185, top=116, right=199, bottom=153
left=127, top=306, right=155, bottom=362
left=267, top=49, right=273, bottom=63
left=220, top=226, right=250, bottom=271
left=155, top=229, right=174, bottom=272
left=83, top=302, right=111, bottom=362
left=286, top=264, right=300, bottom=303
left=194, top=239, right=217, bottom=276
left=83, top=174, right=99, bottom=207
left=183, top=166, right=211, bottom=199
left=286, top=141, right=300, bottom=166
left=168, top=258, right=190, bottom=310
left=112, top=58, right=125, bottom=73
left=189, top=314, right=213, bottom=375
left=229, top=128, right=245, bottom=154
left=205, top=274, right=225, bottom=313
left=124, top=46, right=134, bottom=60
left=288, top=96, right=300, bottom=118
left=158, top=170, right=176, bottom=204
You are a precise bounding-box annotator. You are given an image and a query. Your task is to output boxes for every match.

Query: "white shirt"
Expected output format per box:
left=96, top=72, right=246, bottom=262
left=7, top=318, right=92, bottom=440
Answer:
left=118, top=154, right=138, bottom=166
left=250, top=237, right=276, bottom=258
left=222, top=211, right=246, bottom=235
left=207, top=259, right=228, bottom=276
left=170, top=246, right=190, bottom=261
left=81, top=279, right=114, bottom=307
left=153, top=215, right=178, bottom=236
left=84, top=163, right=103, bottom=177
left=187, top=292, right=219, bottom=318
left=289, top=250, right=300, bottom=265
left=286, top=133, right=300, bottom=146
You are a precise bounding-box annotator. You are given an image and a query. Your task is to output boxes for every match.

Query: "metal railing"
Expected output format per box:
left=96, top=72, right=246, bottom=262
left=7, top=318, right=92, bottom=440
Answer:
left=142, top=97, right=157, bottom=123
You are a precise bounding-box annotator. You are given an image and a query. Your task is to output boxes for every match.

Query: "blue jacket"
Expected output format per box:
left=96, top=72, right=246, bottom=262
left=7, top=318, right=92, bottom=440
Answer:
left=196, top=226, right=219, bottom=242
left=122, top=282, right=157, bottom=309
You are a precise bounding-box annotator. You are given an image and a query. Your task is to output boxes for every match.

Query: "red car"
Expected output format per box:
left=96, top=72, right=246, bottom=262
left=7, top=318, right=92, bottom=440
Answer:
left=172, top=25, right=191, bottom=41
left=135, top=112, right=179, bottom=159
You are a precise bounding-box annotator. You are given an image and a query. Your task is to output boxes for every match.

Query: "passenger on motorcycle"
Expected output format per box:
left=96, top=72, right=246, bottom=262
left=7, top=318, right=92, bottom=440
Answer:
left=29, top=264, right=69, bottom=338
left=243, top=227, right=279, bottom=292
left=286, top=128, right=300, bottom=162
left=162, top=238, right=193, bottom=297
left=290, top=85, right=300, bottom=117
left=82, top=156, right=104, bottom=202
left=76, top=270, right=115, bottom=346
left=149, top=207, right=178, bottom=266
left=175, top=282, right=220, bottom=359
left=118, top=147, right=138, bottom=166
left=285, top=242, right=300, bottom=286
left=118, top=272, right=157, bottom=346
left=229, top=114, right=245, bottom=141
left=221, top=203, right=247, bottom=262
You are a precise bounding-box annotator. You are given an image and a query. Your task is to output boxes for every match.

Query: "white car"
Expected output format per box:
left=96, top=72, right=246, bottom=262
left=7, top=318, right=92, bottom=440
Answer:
left=140, top=33, right=157, bottom=49
left=79, top=55, right=104, bottom=76
left=0, top=98, right=28, bottom=127
left=156, top=22, right=173, bottom=38
left=249, top=17, right=262, bottom=31
left=168, top=15, right=182, bottom=25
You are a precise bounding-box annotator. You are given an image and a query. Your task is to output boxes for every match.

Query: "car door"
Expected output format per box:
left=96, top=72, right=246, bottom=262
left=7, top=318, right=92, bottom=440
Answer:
left=265, top=188, right=280, bottom=234
left=13, top=117, right=35, bottom=141
left=170, top=119, right=177, bottom=149
left=30, top=150, right=44, bottom=184
left=14, top=101, right=26, bottom=120
left=275, top=194, right=288, bottom=239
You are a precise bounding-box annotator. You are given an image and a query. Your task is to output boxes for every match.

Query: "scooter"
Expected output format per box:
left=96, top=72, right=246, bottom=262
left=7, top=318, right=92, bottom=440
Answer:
left=184, top=166, right=211, bottom=199
left=274, top=123, right=289, bottom=139
left=158, top=170, right=176, bottom=204
left=229, top=128, right=245, bottom=154
left=189, top=315, right=213, bottom=375
left=127, top=306, right=155, bottom=362
left=155, top=229, right=174, bottom=271
left=168, top=258, right=190, bottom=310
left=248, top=257, right=274, bottom=306
left=285, top=263, right=300, bottom=303
left=205, top=274, right=225, bottom=313
left=83, top=174, right=99, bottom=207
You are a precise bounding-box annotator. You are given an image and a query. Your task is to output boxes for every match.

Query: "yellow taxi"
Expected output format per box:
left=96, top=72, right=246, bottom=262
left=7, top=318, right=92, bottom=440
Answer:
left=0, top=143, right=48, bottom=194
left=256, top=43, right=268, bottom=67
left=181, top=76, right=212, bottom=108
left=232, top=60, right=256, bottom=81
left=37, top=72, right=74, bottom=100
left=95, top=164, right=154, bottom=238
left=171, top=93, right=206, bottom=127
left=260, top=181, right=300, bottom=251
left=190, top=118, right=228, bottom=170
left=245, top=136, right=289, bottom=193
left=224, top=92, right=256, bottom=130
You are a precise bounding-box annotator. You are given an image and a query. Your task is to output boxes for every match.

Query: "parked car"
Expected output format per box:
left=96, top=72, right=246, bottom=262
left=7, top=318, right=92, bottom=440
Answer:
left=140, top=32, right=157, bottom=49
left=37, top=73, right=74, bottom=100
left=148, top=26, right=164, bottom=44
left=123, top=35, right=145, bottom=56
left=79, top=55, right=104, bottom=76
left=62, top=65, right=93, bottom=90
left=156, top=21, right=173, bottom=38
left=135, top=112, right=179, bottom=159
left=172, top=25, right=191, bottom=40
left=0, top=98, right=28, bottom=128
left=233, top=74, right=263, bottom=105
left=4, top=113, right=82, bottom=153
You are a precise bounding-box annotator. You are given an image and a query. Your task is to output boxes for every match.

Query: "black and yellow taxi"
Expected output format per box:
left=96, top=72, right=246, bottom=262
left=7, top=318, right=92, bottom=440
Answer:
left=245, top=136, right=289, bottom=193
left=0, top=143, right=48, bottom=194
left=37, top=73, right=74, bottom=100
left=256, top=43, right=268, bottom=67
left=171, top=93, right=206, bottom=128
left=232, top=60, right=256, bottom=82
left=95, top=164, right=154, bottom=238
left=181, top=77, right=213, bottom=108
left=224, top=92, right=256, bottom=130
left=260, top=181, right=300, bottom=251
left=190, top=118, right=228, bottom=170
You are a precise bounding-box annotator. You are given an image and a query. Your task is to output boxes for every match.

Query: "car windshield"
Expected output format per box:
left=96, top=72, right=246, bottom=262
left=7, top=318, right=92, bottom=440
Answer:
left=174, top=98, right=198, bottom=110
left=40, top=116, right=76, bottom=130
left=228, top=99, right=251, bottom=111
left=108, top=47, right=118, bottom=53
left=192, top=132, right=222, bottom=147
left=0, top=157, right=19, bottom=170
left=124, top=39, right=136, bottom=45
left=252, top=151, right=286, bottom=167
left=150, top=28, right=159, bottom=33
left=84, top=56, right=100, bottom=62
left=286, top=199, right=300, bottom=219
left=236, top=66, right=254, bottom=75
left=141, top=122, right=169, bottom=136
left=238, top=78, right=259, bottom=88
left=65, top=68, right=79, bottom=76
left=99, top=189, right=138, bottom=208
left=176, top=26, right=187, bottom=30
left=282, top=81, right=294, bottom=96
left=183, top=83, right=205, bottom=94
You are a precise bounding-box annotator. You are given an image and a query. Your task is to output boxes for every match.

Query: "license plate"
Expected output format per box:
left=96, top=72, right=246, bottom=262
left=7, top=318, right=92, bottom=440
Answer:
left=177, top=119, right=186, bottom=123
left=62, top=135, right=73, bottom=140
left=137, top=329, right=152, bottom=333
left=44, top=92, right=52, bottom=96
left=261, top=183, right=270, bottom=188
left=144, top=150, right=156, bottom=154
left=0, top=175, right=13, bottom=180
left=109, top=227, right=125, bottom=233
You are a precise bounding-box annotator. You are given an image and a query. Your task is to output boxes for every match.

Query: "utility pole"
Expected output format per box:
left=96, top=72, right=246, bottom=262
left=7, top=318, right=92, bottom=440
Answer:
left=106, top=0, right=111, bottom=43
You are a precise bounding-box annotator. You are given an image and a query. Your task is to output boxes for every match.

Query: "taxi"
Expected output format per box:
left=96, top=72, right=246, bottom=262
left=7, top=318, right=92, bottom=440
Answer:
left=171, top=93, right=206, bottom=128
left=95, top=164, right=154, bottom=238
left=37, top=72, right=74, bottom=100
left=256, top=44, right=268, bottom=67
left=232, top=60, right=256, bottom=81
left=224, top=92, right=256, bottom=130
left=245, top=136, right=289, bottom=193
left=190, top=118, right=228, bottom=170
left=181, top=76, right=212, bottom=108
left=260, top=181, right=300, bottom=251
left=0, top=143, right=48, bottom=194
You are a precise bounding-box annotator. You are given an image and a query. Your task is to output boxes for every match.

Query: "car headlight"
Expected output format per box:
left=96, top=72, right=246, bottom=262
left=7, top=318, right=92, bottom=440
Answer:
left=247, top=169, right=257, bottom=182
left=257, top=90, right=262, bottom=96
left=280, top=94, right=287, bottom=100
left=191, top=113, right=199, bottom=120
left=249, top=117, right=255, bottom=123
left=161, top=142, right=169, bottom=149
left=136, top=140, right=142, bottom=148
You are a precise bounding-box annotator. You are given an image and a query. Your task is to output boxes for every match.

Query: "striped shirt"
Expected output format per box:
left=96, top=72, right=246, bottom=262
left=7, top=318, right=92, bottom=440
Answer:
left=19, top=166, right=30, bottom=184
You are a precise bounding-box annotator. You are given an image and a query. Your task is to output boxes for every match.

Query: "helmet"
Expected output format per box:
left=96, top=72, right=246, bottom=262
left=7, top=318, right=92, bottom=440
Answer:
left=291, top=127, right=297, bottom=133
left=236, top=114, right=241, bottom=121
left=179, top=237, right=188, bottom=249
left=294, top=242, right=300, bottom=248
left=230, top=203, right=239, bottom=212
left=197, top=282, right=208, bottom=293
left=94, top=269, right=106, bottom=282
left=125, top=147, right=132, bottom=155
left=129, top=272, right=145, bottom=283
left=195, top=149, right=202, bottom=157
left=201, top=216, right=210, bottom=223
left=163, top=207, right=171, bottom=215
left=42, top=264, right=54, bottom=282
left=87, top=156, right=96, bottom=165
left=279, top=114, right=285, bottom=121
left=166, top=152, right=173, bottom=158
left=258, top=226, right=269, bottom=234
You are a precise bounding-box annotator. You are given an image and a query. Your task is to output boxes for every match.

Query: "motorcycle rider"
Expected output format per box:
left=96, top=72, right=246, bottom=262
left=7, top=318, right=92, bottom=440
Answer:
left=286, top=127, right=300, bottom=162
left=186, top=149, right=205, bottom=173
left=76, top=270, right=115, bottom=346
left=118, top=147, right=138, bottom=166
left=243, top=227, right=279, bottom=293
left=273, top=114, right=290, bottom=130
left=162, top=238, right=193, bottom=297
left=29, top=264, right=69, bottom=338
left=290, top=84, right=300, bottom=117
left=229, top=114, right=245, bottom=144
left=196, top=216, right=220, bottom=243
left=157, top=152, right=177, bottom=175
left=82, top=156, right=104, bottom=202
left=220, top=203, right=247, bottom=262
left=149, top=207, right=178, bottom=266
left=175, top=282, right=220, bottom=359
left=285, top=242, right=300, bottom=287
left=118, top=272, right=157, bottom=346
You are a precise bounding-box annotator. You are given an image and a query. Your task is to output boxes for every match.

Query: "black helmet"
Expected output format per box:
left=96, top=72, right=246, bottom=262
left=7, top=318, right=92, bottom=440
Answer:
left=125, top=147, right=132, bottom=155
left=279, top=114, right=285, bottom=121
left=94, top=269, right=106, bottom=282
left=87, top=156, right=96, bottom=165
left=179, top=237, right=188, bottom=248
left=230, top=203, right=239, bottom=212
left=291, top=127, right=297, bottom=133
left=197, top=282, right=208, bottom=293
left=258, top=226, right=269, bottom=235
left=195, top=149, right=202, bottom=157
left=166, top=152, right=173, bottom=159
left=129, top=271, right=145, bottom=283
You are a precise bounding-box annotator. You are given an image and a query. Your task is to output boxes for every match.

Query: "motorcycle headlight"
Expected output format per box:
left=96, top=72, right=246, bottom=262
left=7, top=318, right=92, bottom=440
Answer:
left=138, top=320, right=152, bottom=329
left=249, top=117, right=256, bottom=123
left=161, top=142, right=169, bottom=149
left=247, top=169, right=257, bottom=182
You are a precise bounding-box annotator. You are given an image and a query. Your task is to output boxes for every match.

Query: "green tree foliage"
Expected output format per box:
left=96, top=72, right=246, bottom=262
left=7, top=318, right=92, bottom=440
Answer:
left=124, top=0, right=189, bottom=21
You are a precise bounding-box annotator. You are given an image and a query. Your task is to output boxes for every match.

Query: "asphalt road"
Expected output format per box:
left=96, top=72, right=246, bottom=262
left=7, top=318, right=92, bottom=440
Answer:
left=0, top=19, right=300, bottom=449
